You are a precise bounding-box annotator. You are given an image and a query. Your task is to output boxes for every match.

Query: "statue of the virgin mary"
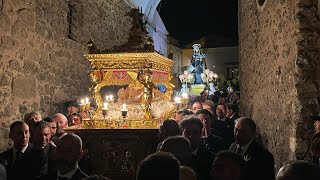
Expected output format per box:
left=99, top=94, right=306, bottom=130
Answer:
left=188, top=44, right=207, bottom=84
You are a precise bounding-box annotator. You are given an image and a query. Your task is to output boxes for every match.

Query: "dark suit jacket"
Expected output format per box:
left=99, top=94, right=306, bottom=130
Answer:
left=191, top=146, right=215, bottom=180
left=229, top=140, right=275, bottom=180
left=42, top=168, right=89, bottom=180
left=44, top=143, right=57, bottom=177
left=202, top=134, right=226, bottom=153
left=0, top=143, right=48, bottom=180
left=211, top=117, right=235, bottom=147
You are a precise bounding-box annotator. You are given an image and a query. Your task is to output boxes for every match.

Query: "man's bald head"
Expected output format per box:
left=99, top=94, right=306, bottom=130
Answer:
left=276, top=160, right=320, bottom=180
left=236, top=117, right=256, bottom=133
left=53, top=113, right=68, bottom=129
left=59, top=133, right=82, bottom=152
left=56, top=133, right=83, bottom=174
left=234, top=117, right=256, bottom=146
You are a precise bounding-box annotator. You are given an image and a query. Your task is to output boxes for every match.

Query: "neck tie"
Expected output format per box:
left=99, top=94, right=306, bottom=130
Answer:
left=13, top=151, right=21, bottom=166
left=236, top=147, right=243, bottom=154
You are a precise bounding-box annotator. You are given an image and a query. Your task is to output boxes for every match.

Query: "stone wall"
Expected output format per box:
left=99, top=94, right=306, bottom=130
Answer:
left=0, top=0, right=131, bottom=151
left=239, top=0, right=320, bottom=170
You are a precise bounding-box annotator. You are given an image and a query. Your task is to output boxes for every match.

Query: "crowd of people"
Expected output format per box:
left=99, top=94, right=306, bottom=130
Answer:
left=0, top=91, right=320, bottom=180
left=147, top=89, right=320, bottom=180
left=0, top=101, right=107, bottom=180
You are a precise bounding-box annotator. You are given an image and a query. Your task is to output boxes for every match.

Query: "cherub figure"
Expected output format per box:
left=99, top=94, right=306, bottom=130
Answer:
left=137, top=66, right=157, bottom=119
left=89, top=70, right=103, bottom=108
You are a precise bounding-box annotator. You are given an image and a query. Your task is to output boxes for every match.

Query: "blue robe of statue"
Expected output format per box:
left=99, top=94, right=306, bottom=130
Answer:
left=188, top=55, right=206, bottom=84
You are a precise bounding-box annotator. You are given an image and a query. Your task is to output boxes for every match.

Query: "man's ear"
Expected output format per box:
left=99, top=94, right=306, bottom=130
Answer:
left=77, top=150, right=84, bottom=161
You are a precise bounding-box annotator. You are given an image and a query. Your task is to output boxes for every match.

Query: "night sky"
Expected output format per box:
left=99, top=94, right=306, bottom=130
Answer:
left=157, top=0, right=238, bottom=47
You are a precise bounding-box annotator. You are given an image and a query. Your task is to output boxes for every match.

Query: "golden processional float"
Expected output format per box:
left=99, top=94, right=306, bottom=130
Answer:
left=80, top=9, right=175, bottom=129
left=65, top=9, right=175, bottom=180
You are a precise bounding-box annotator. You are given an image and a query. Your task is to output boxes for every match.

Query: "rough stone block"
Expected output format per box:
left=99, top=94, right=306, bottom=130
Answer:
left=3, top=104, right=14, bottom=117
left=23, top=60, right=39, bottom=75
left=240, top=0, right=320, bottom=170
left=31, top=102, right=39, bottom=111
left=0, top=36, right=17, bottom=50
left=0, top=74, right=10, bottom=86
left=19, top=104, right=28, bottom=114
left=12, top=76, right=37, bottom=98
left=9, top=59, right=20, bottom=71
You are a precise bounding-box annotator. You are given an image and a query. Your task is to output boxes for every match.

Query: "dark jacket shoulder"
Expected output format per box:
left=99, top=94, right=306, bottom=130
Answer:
left=203, top=134, right=227, bottom=153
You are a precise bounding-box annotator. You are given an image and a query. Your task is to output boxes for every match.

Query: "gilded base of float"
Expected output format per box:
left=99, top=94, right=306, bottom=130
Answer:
left=80, top=107, right=176, bottom=129
left=82, top=118, right=159, bottom=129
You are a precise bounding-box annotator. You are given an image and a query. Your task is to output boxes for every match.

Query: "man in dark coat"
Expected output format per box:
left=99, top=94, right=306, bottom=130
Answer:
left=213, top=103, right=235, bottom=147
left=180, top=117, right=214, bottom=180
left=226, top=103, right=240, bottom=124
left=33, top=121, right=57, bottom=177
left=229, top=117, right=275, bottom=180
left=0, top=121, right=48, bottom=180
left=156, top=119, right=181, bottom=152
left=55, top=133, right=89, bottom=180
left=194, top=109, right=226, bottom=153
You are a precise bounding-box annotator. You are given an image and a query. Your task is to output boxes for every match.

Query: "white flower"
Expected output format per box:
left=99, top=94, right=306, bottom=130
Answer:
left=204, top=69, right=210, bottom=74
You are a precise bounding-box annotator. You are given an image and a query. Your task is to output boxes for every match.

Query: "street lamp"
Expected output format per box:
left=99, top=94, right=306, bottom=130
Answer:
left=179, top=70, right=194, bottom=94
left=200, top=69, right=218, bottom=95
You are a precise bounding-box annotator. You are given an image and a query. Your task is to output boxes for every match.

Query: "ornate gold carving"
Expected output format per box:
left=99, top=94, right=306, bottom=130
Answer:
left=84, top=52, right=175, bottom=128
left=82, top=119, right=158, bottom=129
left=85, top=53, right=174, bottom=73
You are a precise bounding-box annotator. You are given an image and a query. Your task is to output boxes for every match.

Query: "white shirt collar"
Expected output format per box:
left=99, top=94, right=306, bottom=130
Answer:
left=217, top=117, right=226, bottom=121
left=14, top=143, right=28, bottom=154
left=57, top=164, right=79, bottom=180
left=21, top=143, right=28, bottom=153
left=236, top=138, right=254, bottom=155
